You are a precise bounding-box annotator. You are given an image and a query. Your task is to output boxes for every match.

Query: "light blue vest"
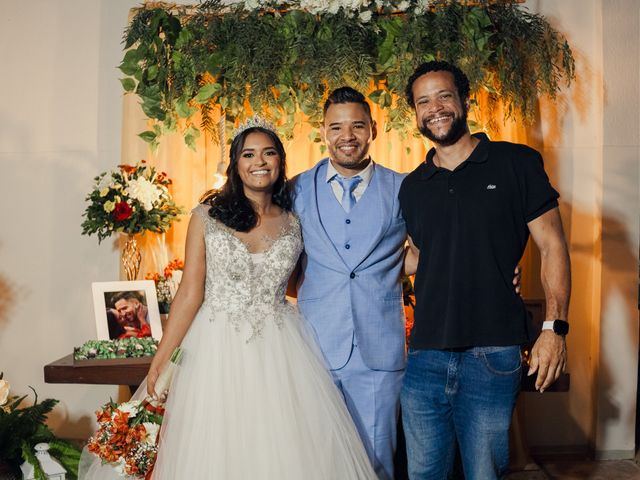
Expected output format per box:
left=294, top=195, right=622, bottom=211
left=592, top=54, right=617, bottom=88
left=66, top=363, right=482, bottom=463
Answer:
left=318, top=172, right=382, bottom=270
left=292, top=159, right=407, bottom=371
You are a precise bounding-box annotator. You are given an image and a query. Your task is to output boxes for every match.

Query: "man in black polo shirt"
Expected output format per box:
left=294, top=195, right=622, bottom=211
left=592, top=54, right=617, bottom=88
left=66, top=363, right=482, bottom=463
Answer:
left=399, top=61, right=571, bottom=479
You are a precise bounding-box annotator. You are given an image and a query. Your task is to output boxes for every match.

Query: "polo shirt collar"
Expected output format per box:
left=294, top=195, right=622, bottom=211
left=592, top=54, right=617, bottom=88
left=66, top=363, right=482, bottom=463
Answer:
left=421, top=132, right=490, bottom=179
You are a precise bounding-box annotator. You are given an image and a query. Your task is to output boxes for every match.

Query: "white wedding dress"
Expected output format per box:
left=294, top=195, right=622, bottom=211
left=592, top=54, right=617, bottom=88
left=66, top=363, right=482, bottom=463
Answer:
left=80, top=205, right=375, bottom=479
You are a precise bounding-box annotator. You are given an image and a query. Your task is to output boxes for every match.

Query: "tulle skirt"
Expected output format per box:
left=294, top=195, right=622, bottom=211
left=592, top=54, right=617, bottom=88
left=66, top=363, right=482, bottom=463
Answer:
left=80, top=302, right=375, bottom=479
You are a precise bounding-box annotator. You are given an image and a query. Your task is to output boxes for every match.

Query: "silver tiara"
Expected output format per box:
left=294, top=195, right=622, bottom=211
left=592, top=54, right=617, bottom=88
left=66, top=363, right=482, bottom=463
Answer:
left=232, top=115, right=277, bottom=140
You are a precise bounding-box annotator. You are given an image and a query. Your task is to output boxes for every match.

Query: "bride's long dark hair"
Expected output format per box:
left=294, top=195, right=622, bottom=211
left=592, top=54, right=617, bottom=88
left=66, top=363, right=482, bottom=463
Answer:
left=201, top=126, right=292, bottom=232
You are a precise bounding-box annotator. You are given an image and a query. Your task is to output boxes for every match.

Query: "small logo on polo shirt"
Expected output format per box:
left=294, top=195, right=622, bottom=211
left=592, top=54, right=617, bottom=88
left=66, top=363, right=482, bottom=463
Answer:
left=486, top=184, right=497, bottom=190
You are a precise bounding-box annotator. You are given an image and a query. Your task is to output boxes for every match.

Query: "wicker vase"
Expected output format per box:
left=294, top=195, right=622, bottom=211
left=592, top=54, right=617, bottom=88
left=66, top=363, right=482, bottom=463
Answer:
left=122, top=234, right=142, bottom=281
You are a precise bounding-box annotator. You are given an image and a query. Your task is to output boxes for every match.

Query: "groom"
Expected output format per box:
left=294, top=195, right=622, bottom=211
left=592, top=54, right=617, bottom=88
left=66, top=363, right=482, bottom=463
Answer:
left=291, top=87, right=407, bottom=479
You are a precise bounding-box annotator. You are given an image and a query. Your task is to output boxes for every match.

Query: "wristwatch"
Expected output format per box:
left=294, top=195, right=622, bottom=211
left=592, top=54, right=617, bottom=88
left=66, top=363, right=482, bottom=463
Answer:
left=542, top=319, right=569, bottom=336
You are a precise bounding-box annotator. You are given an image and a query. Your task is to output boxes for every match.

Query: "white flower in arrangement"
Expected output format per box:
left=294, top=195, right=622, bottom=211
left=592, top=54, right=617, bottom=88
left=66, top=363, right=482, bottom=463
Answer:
left=397, top=0, right=411, bottom=12
left=243, top=0, right=262, bottom=10
left=97, top=173, right=113, bottom=191
left=347, top=0, right=372, bottom=10
left=325, top=2, right=340, bottom=14
left=359, top=10, right=373, bottom=22
left=125, top=176, right=162, bottom=211
left=143, top=422, right=160, bottom=444
left=413, top=1, right=428, bottom=15
left=0, top=379, right=9, bottom=406
left=298, top=0, right=329, bottom=14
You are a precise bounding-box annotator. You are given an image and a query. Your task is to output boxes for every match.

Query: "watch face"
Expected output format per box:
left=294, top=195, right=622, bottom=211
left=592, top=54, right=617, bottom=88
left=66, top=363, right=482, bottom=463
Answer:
left=553, top=320, right=569, bottom=335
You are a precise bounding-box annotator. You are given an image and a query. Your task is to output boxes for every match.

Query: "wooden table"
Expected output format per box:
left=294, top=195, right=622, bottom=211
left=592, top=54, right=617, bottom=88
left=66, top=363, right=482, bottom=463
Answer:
left=43, top=299, right=567, bottom=392
left=44, top=354, right=152, bottom=390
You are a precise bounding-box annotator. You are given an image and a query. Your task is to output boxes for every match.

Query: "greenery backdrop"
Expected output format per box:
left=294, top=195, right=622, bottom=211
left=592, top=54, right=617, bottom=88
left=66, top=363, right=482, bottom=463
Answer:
left=119, top=0, right=575, bottom=150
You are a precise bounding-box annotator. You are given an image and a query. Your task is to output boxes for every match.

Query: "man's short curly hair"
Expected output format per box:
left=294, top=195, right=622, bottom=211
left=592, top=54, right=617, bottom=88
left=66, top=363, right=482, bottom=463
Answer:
left=405, top=61, right=470, bottom=108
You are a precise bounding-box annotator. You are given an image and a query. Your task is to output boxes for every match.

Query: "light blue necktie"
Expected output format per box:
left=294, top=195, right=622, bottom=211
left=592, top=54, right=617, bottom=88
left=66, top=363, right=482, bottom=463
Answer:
left=334, top=175, right=362, bottom=213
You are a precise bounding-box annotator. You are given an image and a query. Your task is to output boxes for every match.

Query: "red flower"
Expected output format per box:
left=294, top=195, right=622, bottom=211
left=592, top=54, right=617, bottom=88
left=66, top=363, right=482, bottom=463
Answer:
left=113, top=202, right=133, bottom=221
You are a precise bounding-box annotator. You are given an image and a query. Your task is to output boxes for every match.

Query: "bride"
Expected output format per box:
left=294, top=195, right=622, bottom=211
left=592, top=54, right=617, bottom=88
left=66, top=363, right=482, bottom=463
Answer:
left=129, top=118, right=374, bottom=479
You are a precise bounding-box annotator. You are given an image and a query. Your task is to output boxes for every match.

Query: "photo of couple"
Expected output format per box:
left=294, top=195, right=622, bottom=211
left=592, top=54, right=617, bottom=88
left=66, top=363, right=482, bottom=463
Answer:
left=105, top=290, right=151, bottom=340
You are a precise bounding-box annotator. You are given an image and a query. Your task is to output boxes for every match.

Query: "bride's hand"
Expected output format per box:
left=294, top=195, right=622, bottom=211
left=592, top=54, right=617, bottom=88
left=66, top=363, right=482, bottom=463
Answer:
left=147, top=365, right=161, bottom=399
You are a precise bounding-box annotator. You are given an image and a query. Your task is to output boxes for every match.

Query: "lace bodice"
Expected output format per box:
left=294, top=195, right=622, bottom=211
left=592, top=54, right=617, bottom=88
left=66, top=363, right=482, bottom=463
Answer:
left=193, top=204, right=303, bottom=342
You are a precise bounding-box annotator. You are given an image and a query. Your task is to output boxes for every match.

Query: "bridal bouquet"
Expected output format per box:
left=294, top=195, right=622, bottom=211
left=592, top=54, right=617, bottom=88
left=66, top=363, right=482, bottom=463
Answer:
left=86, top=348, right=183, bottom=478
left=81, top=161, right=183, bottom=243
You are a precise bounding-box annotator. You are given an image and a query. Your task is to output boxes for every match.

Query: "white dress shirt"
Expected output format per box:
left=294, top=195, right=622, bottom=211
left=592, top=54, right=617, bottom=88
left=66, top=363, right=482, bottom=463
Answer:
left=326, top=159, right=375, bottom=207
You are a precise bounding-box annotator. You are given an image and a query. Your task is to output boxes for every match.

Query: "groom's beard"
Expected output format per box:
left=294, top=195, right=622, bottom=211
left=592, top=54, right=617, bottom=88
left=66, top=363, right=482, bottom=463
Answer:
left=419, top=108, right=469, bottom=147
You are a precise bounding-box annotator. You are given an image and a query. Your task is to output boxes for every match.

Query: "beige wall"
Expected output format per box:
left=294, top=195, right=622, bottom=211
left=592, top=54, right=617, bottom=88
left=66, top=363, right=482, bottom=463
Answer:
left=0, top=0, right=638, bottom=458
left=521, top=0, right=640, bottom=458
left=0, top=0, right=139, bottom=438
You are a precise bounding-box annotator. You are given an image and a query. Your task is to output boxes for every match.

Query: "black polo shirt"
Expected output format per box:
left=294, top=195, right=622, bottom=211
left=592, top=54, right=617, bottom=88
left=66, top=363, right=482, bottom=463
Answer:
left=399, top=133, right=559, bottom=350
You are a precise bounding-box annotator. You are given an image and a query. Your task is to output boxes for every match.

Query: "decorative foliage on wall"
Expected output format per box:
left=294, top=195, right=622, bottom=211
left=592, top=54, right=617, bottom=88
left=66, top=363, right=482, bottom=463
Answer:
left=120, top=0, right=575, bottom=149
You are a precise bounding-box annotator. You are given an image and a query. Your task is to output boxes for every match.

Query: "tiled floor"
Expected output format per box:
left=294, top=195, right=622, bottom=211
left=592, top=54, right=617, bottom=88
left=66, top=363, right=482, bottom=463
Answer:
left=506, top=458, right=640, bottom=479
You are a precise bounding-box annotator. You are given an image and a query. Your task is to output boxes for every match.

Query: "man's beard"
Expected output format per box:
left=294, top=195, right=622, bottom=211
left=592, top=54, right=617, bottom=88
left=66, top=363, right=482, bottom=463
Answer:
left=419, top=110, right=469, bottom=146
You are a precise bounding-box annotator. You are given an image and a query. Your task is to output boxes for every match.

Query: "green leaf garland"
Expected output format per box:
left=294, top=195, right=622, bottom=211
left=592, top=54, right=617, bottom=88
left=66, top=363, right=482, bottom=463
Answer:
left=120, top=0, right=575, bottom=147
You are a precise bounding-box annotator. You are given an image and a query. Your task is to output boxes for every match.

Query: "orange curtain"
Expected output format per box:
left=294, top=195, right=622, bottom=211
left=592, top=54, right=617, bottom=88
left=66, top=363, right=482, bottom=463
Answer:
left=121, top=80, right=535, bottom=284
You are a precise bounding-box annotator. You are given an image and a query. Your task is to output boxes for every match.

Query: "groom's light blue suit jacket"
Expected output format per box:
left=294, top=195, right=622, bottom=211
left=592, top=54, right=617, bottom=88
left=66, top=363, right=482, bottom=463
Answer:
left=292, top=159, right=407, bottom=372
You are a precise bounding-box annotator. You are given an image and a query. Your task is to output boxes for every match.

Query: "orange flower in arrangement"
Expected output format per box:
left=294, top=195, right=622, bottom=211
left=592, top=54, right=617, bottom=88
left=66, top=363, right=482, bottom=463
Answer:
left=118, top=164, right=138, bottom=174
left=147, top=258, right=184, bottom=313
left=145, top=272, right=161, bottom=282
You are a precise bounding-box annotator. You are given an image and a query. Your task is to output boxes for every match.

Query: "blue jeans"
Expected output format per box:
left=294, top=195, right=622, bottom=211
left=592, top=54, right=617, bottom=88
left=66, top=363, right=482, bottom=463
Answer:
left=400, top=346, right=521, bottom=480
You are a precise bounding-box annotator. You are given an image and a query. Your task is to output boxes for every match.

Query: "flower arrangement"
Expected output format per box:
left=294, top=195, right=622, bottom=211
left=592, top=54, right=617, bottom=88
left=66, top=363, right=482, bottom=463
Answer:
left=145, top=259, right=184, bottom=314
left=81, top=161, right=183, bottom=243
left=122, top=0, right=574, bottom=148
left=74, top=337, right=159, bottom=361
left=0, top=373, right=81, bottom=479
left=87, top=348, right=183, bottom=479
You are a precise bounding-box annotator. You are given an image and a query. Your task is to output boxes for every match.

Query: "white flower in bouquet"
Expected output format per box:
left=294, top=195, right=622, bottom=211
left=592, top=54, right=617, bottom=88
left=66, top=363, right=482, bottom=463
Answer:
left=125, top=176, right=163, bottom=211
left=113, top=457, right=127, bottom=476
left=117, top=399, right=142, bottom=417
left=143, top=422, right=160, bottom=444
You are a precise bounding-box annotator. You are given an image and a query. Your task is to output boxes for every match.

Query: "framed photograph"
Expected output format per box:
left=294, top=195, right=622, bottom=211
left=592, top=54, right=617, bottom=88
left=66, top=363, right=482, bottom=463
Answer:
left=92, top=280, right=163, bottom=341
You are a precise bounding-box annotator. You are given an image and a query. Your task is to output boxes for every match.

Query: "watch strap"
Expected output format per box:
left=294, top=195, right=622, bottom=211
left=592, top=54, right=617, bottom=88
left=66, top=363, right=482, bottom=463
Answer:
left=542, top=320, right=555, bottom=331
left=542, top=319, right=569, bottom=335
